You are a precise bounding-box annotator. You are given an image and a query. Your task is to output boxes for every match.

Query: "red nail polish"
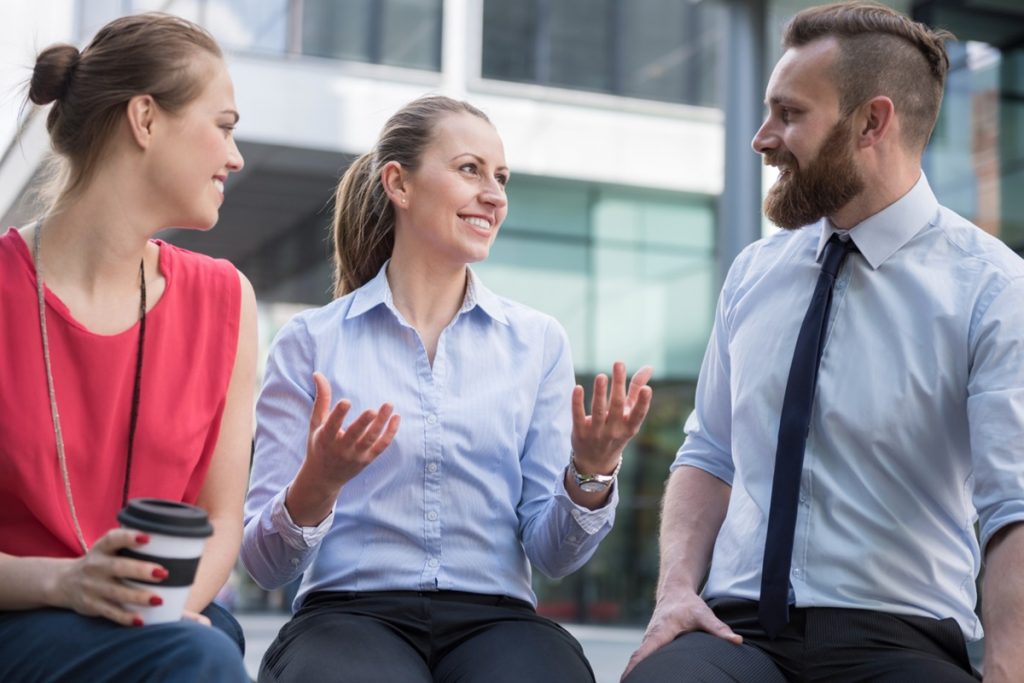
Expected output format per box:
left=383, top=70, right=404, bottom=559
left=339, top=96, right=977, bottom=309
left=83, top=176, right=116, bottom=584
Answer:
left=132, top=617, right=144, bottom=627
left=152, top=567, right=169, bottom=580
left=135, top=533, right=150, bottom=544
left=149, top=595, right=163, bottom=606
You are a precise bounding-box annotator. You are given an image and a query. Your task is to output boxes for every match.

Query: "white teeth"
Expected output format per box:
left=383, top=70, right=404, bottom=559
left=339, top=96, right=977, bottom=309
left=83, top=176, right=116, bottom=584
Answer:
left=213, top=179, right=225, bottom=193
left=463, top=216, right=490, bottom=230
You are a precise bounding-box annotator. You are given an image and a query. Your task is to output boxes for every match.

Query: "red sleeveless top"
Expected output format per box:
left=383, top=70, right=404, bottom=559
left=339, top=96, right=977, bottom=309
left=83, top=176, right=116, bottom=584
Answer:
left=0, top=227, right=241, bottom=558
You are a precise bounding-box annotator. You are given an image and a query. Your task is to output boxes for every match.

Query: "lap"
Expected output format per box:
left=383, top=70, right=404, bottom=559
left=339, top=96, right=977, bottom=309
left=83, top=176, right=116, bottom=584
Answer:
left=434, top=614, right=594, bottom=683
left=622, top=631, right=787, bottom=683
left=0, top=606, right=248, bottom=683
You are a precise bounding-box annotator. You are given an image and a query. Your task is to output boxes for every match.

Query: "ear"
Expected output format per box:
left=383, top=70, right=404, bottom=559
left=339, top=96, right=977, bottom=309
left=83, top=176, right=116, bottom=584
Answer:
left=125, top=94, right=158, bottom=150
left=380, top=160, right=409, bottom=208
left=856, top=96, right=896, bottom=149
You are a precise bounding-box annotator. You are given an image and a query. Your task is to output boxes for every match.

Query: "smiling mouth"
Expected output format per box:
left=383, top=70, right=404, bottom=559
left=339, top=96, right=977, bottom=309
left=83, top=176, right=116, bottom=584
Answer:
left=461, top=216, right=492, bottom=231
left=213, top=178, right=225, bottom=193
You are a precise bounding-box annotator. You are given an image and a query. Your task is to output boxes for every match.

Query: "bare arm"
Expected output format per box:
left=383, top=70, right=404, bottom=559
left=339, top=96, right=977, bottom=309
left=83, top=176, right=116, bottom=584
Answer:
left=187, top=272, right=258, bottom=613
left=982, top=522, right=1024, bottom=682
left=622, top=465, right=738, bottom=678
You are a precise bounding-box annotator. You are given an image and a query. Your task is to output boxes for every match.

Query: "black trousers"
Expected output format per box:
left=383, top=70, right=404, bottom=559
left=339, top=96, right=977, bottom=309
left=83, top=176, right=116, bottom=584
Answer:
left=624, top=599, right=981, bottom=683
left=258, top=590, right=595, bottom=683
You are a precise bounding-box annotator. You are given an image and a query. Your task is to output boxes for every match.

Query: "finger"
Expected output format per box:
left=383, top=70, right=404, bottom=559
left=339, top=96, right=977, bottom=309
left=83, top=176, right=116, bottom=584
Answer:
left=571, top=385, right=586, bottom=430
left=181, top=609, right=212, bottom=626
left=622, top=631, right=671, bottom=680
left=309, top=372, right=332, bottom=430
left=321, top=398, right=353, bottom=442
left=92, top=527, right=149, bottom=556
left=607, top=362, right=628, bottom=417
left=625, top=386, right=654, bottom=433
left=368, top=414, right=402, bottom=458
left=354, top=404, right=395, bottom=451
left=590, top=374, right=608, bottom=420
left=697, top=611, right=743, bottom=644
left=335, top=408, right=379, bottom=450
left=626, top=365, right=655, bottom=406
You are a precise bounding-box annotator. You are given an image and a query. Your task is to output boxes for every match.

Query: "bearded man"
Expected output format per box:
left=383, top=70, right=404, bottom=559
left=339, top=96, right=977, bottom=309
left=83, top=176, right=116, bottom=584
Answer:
left=623, top=2, right=1024, bottom=682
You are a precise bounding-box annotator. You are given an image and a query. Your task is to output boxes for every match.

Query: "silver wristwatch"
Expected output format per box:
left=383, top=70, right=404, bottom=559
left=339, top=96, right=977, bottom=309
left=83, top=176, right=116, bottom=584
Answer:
left=568, top=455, right=622, bottom=493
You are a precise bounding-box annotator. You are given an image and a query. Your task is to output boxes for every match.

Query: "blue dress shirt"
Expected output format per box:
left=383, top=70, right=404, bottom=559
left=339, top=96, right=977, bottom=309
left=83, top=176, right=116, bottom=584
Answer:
left=675, top=174, right=1024, bottom=639
left=243, top=264, right=616, bottom=609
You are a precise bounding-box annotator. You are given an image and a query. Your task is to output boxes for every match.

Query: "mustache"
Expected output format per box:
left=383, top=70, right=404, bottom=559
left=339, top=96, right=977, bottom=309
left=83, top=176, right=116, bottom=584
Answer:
left=763, top=150, right=797, bottom=169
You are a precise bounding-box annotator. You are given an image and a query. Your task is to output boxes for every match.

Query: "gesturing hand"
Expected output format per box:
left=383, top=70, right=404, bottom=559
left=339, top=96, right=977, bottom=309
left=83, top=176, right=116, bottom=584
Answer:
left=571, top=362, right=653, bottom=477
left=52, top=528, right=168, bottom=626
left=304, top=372, right=401, bottom=491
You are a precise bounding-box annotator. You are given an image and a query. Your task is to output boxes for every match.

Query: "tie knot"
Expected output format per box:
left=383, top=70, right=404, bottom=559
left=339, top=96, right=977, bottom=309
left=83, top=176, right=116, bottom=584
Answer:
left=821, top=233, right=856, bottom=278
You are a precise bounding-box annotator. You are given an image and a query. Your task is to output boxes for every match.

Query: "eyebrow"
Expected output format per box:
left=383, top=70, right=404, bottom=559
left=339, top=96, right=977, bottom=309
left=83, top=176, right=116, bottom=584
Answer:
left=221, top=109, right=240, bottom=124
left=451, top=152, right=509, bottom=174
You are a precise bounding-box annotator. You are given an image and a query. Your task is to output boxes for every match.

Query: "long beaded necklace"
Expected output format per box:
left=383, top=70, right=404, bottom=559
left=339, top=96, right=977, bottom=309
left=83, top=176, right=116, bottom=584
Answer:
left=32, top=222, right=147, bottom=553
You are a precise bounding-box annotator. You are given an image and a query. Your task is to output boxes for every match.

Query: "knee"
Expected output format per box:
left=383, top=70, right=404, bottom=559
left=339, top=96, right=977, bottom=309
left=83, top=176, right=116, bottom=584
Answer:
left=160, top=621, right=249, bottom=681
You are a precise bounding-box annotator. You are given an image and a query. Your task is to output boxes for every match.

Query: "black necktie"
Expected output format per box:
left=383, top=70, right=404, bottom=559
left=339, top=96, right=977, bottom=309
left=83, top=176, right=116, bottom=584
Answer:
left=758, top=233, right=857, bottom=638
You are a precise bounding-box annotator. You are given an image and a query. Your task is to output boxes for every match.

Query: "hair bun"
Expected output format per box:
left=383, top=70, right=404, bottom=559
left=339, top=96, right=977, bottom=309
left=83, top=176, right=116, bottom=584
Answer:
left=30, top=43, right=81, bottom=105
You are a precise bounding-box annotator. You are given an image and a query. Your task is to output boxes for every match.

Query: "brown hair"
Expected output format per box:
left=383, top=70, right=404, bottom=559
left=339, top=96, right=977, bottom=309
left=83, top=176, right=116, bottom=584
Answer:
left=28, top=13, right=222, bottom=206
left=783, top=1, right=953, bottom=152
left=331, top=95, right=491, bottom=297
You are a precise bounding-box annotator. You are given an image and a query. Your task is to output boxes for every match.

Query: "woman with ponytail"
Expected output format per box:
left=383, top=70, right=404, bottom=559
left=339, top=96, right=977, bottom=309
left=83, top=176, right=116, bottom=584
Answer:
left=243, top=95, right=653, bottom=682
left=0, top=13, right=254, bottom=682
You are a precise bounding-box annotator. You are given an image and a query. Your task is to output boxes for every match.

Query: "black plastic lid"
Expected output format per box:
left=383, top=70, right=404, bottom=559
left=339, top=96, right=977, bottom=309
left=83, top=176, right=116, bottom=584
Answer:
left=117, top=498, right=213, bottom=538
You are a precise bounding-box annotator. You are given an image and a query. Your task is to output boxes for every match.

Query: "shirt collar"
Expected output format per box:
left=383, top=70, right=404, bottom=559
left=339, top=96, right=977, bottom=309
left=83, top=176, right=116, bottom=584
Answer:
left=815, top=172, right=939, bottom=270
left=346, top=260, right=509, bottom=325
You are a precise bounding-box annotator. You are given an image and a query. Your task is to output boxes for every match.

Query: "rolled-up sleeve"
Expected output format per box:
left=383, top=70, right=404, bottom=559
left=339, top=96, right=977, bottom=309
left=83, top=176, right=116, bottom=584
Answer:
left=518, top=319, right=616, bottom=579
left=241, top=316, right=328, bottom=589
left=967, top=276, right=1024, bottom=553
left=672, top=266, right=736, bottom=485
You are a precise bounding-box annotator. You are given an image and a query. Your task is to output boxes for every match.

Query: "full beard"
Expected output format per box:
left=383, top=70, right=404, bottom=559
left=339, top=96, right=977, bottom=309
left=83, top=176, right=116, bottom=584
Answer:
left=763, top=118, right=866, bottom=230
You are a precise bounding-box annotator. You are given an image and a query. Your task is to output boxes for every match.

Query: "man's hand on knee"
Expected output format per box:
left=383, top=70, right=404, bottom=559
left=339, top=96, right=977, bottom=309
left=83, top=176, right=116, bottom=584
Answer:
left=622, top=591, right=741, bottom=680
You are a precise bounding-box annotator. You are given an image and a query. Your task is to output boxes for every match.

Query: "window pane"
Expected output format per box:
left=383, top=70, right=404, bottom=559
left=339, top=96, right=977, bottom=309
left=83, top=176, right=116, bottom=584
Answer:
left=301, top=0, right=372, bottom=62
left=546, top=0, right=613, bottom=92
left=207, top=0, right=289, bottom=54
left=481, top=1, right=536, bottom=83
left=381, top=0, right=442, bottom=70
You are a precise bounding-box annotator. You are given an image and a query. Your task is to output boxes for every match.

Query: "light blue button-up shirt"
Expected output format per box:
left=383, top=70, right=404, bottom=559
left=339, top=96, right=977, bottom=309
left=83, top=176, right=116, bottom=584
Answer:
left=243, top=264, right=616, bottom=609
left=674, top=174, right=1024, bottom=639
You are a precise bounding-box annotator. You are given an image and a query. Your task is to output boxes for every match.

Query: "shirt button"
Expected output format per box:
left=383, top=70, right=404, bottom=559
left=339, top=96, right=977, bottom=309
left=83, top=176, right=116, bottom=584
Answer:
left=793, top=567, right=802, bottom=576
left=426, top=414, right=438, bottom=425
left=427, top=462, right=438, bottom=473
left=426, top=511, right=438, bottom=521
left=290, top=557, right=300, bottom=566
left=568, top=535, right=578, bottom=542
left=428, top=558, right=440, bottom=568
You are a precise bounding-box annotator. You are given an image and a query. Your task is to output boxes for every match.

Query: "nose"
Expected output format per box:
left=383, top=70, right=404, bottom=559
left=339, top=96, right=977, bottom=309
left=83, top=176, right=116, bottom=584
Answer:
left=227, top=138, right=244, bottom=172
left=481, top=179, right=507, bottom=209
left=751, top=117, right=778, bottom=155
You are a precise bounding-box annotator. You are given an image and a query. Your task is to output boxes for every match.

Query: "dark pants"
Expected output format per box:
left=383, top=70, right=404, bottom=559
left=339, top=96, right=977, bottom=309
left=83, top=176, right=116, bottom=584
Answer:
left=624, top=599, right=981, bottom=683
left=0, top=602, right=248, bottom=683
left=259, top=590, right=595, bottom=683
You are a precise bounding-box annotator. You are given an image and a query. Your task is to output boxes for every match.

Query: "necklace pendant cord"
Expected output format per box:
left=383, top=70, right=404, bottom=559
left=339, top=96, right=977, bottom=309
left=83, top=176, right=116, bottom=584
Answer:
left=32, top=222, right=147, bottom=554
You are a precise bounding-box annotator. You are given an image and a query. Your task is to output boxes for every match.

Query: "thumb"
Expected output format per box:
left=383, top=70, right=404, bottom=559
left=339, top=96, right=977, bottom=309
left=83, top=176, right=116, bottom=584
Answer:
left=309, top=372, right=331, bottom=431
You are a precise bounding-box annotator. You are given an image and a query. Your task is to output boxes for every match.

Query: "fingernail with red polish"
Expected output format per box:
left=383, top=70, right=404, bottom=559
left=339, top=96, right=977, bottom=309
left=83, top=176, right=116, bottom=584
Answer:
left=152, top=567, right=169, bottom=580
left=149, top=595, right=163, bottom=606
left=135, top=533, right=150, bottom=544
left=132, top=617, right=144, bottom=627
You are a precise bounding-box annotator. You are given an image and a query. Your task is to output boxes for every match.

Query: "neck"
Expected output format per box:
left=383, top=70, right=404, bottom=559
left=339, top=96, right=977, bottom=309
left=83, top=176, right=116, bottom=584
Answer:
left=386, top=247, right=468, bottom=332
left=34, top=184, right=156, bottom=297
left=830, top=159, right=921, bottom=230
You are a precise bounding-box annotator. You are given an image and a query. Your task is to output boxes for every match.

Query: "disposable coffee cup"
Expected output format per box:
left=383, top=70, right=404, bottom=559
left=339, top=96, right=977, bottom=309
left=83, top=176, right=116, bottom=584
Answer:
left=117, top=498, right=213, bottom=624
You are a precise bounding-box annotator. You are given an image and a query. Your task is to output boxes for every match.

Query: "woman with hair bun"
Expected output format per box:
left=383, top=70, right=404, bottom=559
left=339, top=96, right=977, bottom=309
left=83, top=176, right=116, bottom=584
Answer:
left=243, top=95, right=653, bottom=682
left=0, top=13, right=254, bottom=682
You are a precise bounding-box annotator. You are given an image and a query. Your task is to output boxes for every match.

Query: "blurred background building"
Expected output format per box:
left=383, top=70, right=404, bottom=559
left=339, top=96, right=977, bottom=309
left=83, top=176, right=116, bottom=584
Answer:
left=2, top=0, right=1022, bottom=626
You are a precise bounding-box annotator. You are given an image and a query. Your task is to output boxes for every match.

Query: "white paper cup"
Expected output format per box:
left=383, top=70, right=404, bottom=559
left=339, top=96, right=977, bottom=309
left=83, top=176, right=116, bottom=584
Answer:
left=117, top=498, right=213, bottom=625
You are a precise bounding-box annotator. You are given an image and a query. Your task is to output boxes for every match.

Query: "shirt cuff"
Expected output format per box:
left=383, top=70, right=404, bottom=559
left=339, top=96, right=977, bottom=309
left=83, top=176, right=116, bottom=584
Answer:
left=270, top=486, right=334, bottom=550
left=553, top=471, right=618, bottom=535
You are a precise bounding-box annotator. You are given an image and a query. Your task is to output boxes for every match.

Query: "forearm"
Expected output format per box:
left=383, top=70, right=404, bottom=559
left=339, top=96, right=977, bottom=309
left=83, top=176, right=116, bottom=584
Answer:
left=0, top=553, right=67, bottom=610
left=522, top=479, right=616, bottom=578
left=982, top=522, right=1024, bottom=681
left=655, top=465, right=730, bottom=600
left=186, top=515, right=241, bottom=612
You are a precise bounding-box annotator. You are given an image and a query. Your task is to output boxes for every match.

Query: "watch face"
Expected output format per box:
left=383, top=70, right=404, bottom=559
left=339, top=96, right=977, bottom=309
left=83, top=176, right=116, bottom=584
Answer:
left=579, top=480, right=609, bottom=494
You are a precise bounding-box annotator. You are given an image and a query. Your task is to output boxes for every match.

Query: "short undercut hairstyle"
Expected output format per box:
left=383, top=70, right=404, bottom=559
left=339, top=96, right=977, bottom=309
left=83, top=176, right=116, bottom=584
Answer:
left=783, top=1, right=954, bottom=153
